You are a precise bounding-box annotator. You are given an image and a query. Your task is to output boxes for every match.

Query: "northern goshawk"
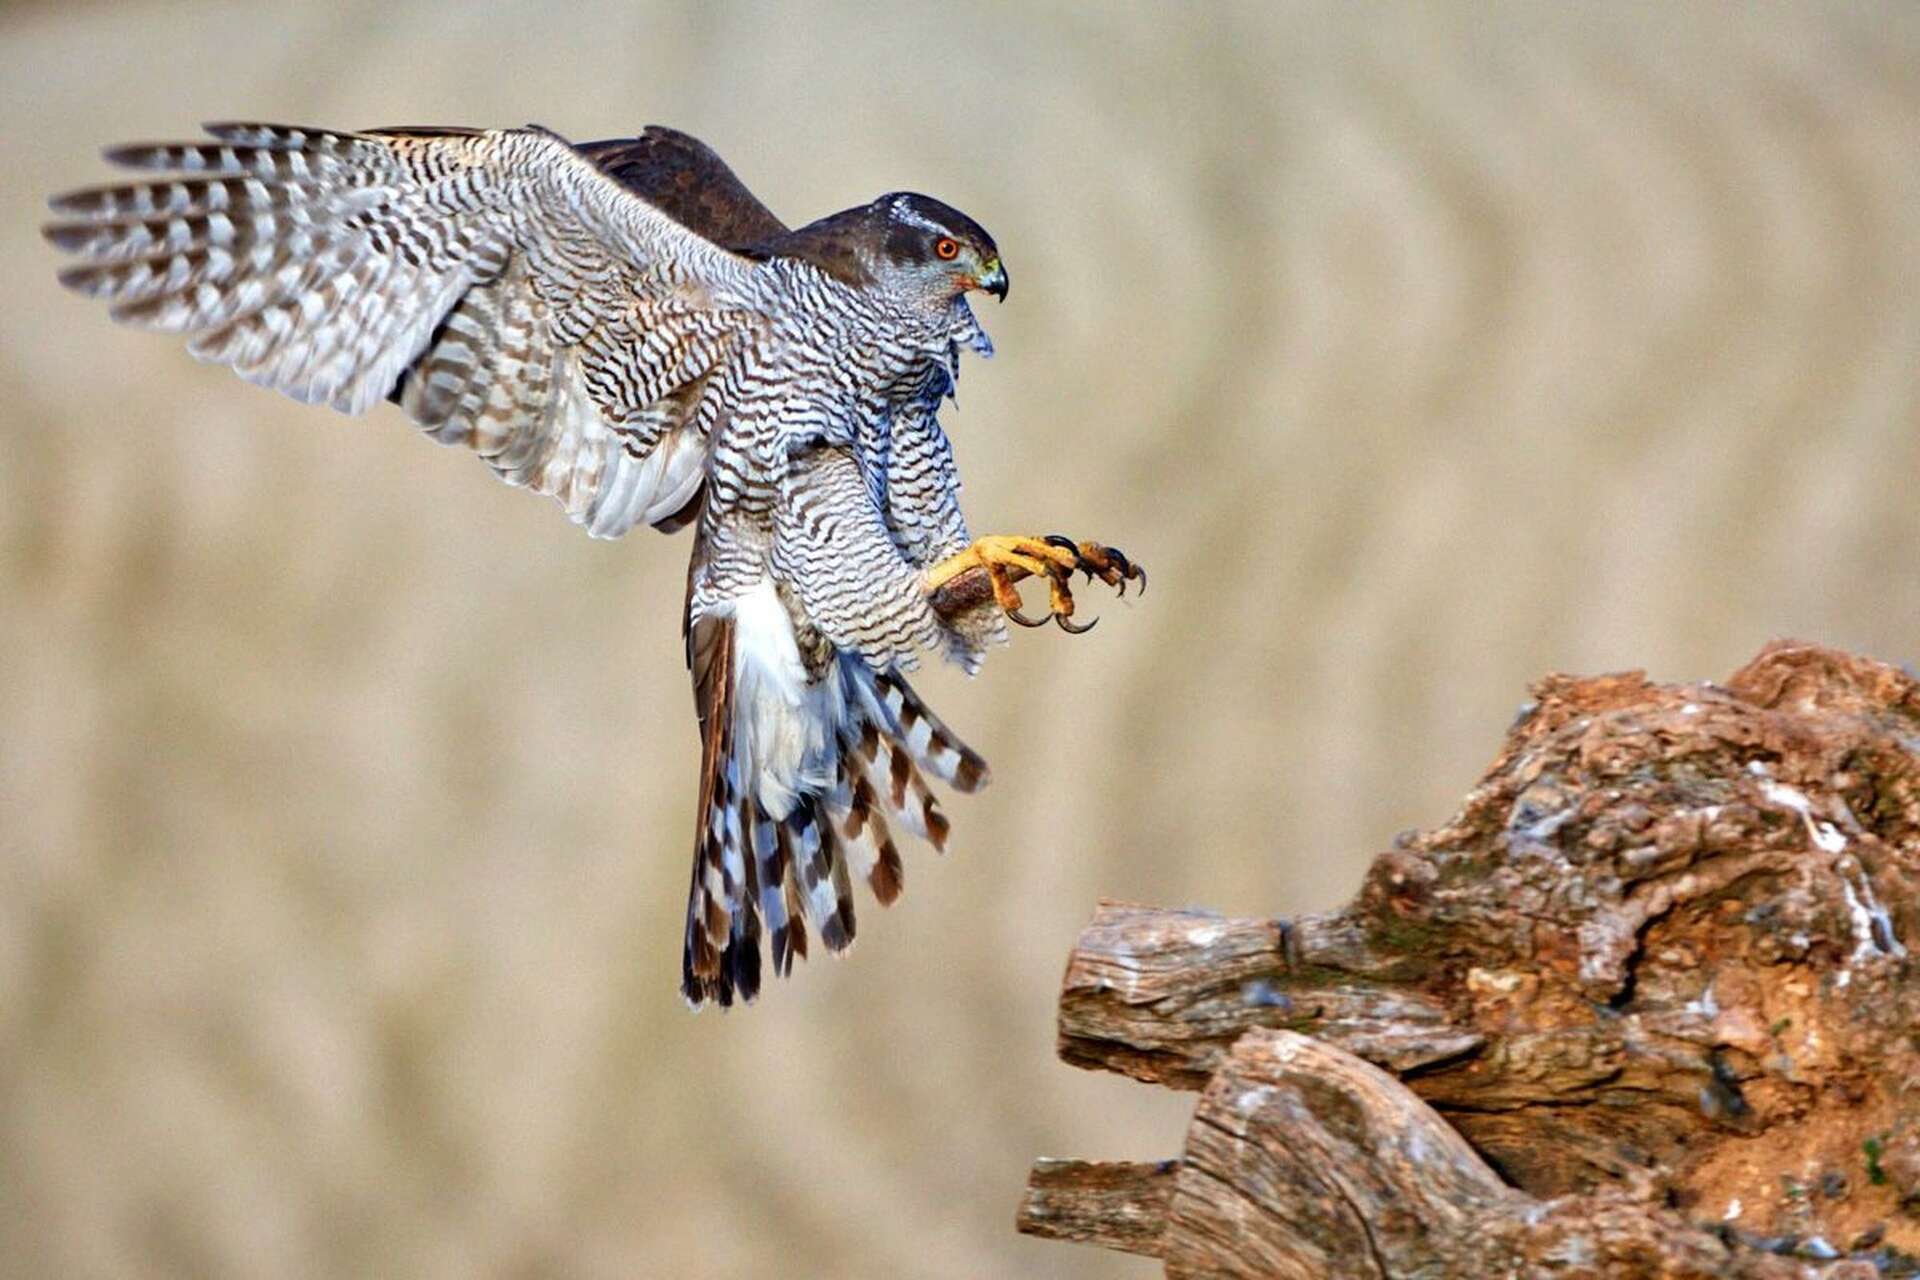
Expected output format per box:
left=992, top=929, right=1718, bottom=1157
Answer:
left=45, top=122, right=1143, bottom=1006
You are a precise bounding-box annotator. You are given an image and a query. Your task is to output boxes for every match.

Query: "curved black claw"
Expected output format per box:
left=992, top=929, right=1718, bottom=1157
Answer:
left=1044, top=534, right=1079, bottom=553
left=1007, top=605, right=1050, bottom=628
left=1055, top=612, right=1098, bottom=635
left=1100, top=546, right=1142, bottom=597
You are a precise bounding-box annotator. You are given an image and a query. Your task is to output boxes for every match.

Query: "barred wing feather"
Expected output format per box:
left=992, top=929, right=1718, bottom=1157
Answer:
left=45, top=122, right=763, bottom=538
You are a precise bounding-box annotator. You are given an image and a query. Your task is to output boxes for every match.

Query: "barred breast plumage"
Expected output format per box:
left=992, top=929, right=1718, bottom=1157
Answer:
left=47, top=121, right=1017, bottom=1007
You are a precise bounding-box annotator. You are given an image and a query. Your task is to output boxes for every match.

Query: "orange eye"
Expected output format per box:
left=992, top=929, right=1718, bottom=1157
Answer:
left=934, top=237, right=960, bottom=261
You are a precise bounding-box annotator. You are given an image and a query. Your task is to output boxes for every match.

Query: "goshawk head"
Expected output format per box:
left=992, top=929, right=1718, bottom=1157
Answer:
left=871, top=192, right=1007, bottom=304
left=767, top=192, right=1008, bottom=310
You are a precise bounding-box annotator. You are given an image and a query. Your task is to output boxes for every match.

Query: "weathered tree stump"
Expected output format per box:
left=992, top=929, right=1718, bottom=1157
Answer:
left=1020, top=642, right=1920, bottom=1278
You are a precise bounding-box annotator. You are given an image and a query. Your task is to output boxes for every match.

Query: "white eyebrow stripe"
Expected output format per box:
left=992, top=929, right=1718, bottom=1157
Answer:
left=888, top=196, right=948, bottom=236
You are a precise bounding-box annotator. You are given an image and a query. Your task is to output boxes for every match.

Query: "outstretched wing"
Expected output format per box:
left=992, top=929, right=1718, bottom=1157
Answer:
left=45, top=122, right=766, bottom=538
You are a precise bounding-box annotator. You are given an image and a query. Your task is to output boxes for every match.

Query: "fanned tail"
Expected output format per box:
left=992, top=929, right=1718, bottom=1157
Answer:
left=857, top=669, right=990, bottom=799
left=680, top=621, right=988, bottom=1008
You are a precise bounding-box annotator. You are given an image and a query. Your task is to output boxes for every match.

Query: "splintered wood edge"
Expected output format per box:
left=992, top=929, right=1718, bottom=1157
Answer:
left=1016, top=1158, right=1176, bottom=1258
left=1051, top=901, right=1282, bottom=1088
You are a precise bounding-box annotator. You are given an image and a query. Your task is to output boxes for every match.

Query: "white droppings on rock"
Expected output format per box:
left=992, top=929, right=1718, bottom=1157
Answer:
left=1840, top=871, right=1905, bottom=963
left=1684, top=981, right=1718, bottom=1019
left=1468, top=967, right=1524, bottom=994
left=1842, top=877, right=1878, bottom=963
left=1723, top=1198, right=1742, bottom=1221
left=1758, top=779, right=1850, bottom=853
left=1759, top=778, right=1810, bottom=816
left=1681, top=703, right=1701, bottom=715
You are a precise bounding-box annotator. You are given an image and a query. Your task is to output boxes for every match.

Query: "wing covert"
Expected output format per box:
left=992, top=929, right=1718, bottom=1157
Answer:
left=577, top=126, right=790, bottom=249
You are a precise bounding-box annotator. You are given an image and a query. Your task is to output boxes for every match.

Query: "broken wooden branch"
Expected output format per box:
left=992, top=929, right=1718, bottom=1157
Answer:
left=1021, top=641, right=1920, bottom=1278
left=1020, top=1158, right=1176, bottom=1259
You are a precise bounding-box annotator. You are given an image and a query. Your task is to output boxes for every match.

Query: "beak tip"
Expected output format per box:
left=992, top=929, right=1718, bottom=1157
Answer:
left=977, top=257, right=1009, bottom=302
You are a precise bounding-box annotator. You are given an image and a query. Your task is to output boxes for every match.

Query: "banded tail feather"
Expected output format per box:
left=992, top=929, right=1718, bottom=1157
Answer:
left=681, top=609, right=989, bottom=1008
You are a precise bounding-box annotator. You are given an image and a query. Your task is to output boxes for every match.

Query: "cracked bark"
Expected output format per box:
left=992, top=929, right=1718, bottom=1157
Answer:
left=1018, top=641, right=1920, bottom=1278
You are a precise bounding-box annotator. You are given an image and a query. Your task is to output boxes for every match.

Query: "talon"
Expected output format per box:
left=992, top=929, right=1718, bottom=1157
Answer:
left=1055, top=613, right=1097, bottom=634
left=926, top=533, right=1144, bottom=632
left=982, top=560, right=1040, bottom=627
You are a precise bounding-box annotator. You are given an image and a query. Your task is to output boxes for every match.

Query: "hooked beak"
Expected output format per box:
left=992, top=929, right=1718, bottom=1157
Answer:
left=975, top=257, right=1009, bottom=302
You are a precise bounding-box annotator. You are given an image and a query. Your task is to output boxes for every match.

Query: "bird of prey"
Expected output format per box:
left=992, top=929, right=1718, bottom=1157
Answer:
left=46, top=122, right=1144, bottom=1007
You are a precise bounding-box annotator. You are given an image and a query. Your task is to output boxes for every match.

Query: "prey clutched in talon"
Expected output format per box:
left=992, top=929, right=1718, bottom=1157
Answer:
left=924, top=534, right=1145, bottom=633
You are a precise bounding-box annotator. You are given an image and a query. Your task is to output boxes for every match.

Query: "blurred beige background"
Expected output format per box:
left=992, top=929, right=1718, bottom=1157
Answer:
left=5, top=2, right=1920, bottom=1276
